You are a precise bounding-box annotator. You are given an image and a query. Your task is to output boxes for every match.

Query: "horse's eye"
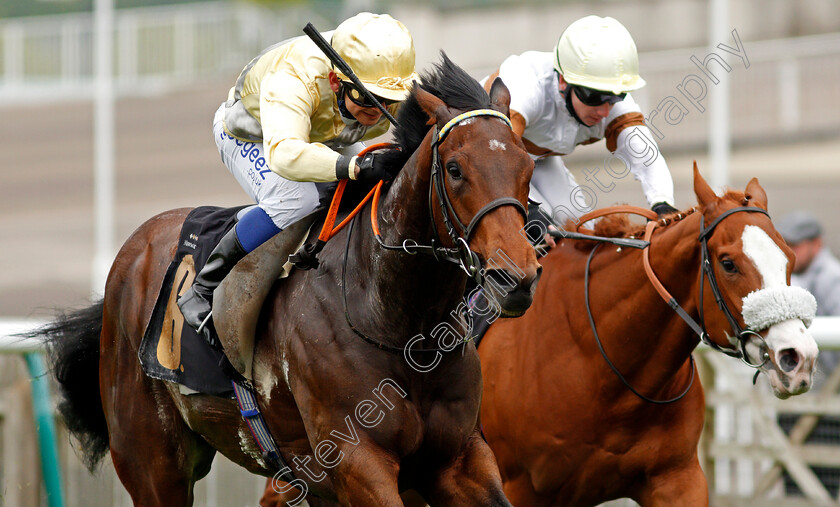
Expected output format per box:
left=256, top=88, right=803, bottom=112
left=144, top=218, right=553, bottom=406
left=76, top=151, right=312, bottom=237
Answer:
left=446, top=162, right=462, bottom=180
left=720, top=258, right=738, bottom=273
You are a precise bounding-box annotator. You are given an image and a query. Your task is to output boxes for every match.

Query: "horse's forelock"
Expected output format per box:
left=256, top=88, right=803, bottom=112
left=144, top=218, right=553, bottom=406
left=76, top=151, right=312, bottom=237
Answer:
left=387, top=52, right=491, bottom=165
left=419, top=52, right=490, bottom=113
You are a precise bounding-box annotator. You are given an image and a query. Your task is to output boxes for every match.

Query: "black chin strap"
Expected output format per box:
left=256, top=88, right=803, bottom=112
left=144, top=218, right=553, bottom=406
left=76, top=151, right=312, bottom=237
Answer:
left=561, top=79, right=588, bottom=126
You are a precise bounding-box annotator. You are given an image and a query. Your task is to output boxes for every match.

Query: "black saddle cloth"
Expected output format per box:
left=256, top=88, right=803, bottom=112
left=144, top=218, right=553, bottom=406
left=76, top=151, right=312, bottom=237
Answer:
left=138, top=205, right=248, bottom=397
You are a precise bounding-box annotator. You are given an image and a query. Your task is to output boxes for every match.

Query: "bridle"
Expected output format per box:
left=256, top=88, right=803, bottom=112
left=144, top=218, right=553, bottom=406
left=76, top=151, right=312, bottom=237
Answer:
left=641, top=205, right=771, bottom=369
left=570, top=204, right=772, bottom=404
left=372, top=109, right=528, bottom=286
left=347, top=109, right=529, bottom=354
left=696, top=206, right=771, bottom=367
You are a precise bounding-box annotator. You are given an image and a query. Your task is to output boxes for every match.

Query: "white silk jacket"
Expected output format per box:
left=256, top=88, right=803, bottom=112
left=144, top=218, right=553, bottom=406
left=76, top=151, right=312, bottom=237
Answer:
left=486, top=51, right=675, bottom=206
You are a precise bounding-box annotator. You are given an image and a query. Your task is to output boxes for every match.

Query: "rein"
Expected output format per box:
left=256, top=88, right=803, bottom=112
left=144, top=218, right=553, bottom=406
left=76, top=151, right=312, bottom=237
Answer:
left=341, top=213, right=472, bottom=354
left=299, top=111, right=528, bottom=284
left=572, top=204, right=770, bottom=404
left=585, top=243, right=696, bottom=404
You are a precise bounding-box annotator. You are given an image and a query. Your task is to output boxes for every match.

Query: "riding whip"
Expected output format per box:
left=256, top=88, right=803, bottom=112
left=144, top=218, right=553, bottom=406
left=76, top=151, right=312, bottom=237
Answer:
left=303, top=22, right=401, bottom=128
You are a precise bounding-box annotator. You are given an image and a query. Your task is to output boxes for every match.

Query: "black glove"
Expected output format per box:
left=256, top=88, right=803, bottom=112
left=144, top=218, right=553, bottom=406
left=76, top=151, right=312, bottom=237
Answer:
left=652, top=201, right=678, bottom=218
left=356, top=152, right=392, bottom=183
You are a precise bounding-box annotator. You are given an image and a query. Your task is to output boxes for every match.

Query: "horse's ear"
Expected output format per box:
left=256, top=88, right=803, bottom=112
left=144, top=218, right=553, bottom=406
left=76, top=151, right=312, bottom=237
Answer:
left=745, top=177, right=768, bottom=209
left=414, top=84, right=453, bottom=127
left=693, top=161, right=718, bottom=208
left=488, top=77, right=511, bottom=117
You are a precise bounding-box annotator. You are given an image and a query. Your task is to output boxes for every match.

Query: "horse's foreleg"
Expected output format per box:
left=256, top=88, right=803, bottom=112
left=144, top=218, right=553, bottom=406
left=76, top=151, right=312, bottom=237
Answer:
left=328, top=445, right=404, bottom=507
left=258, top=477, right=328, bottom=507
left=424, top=431, right=512, bottom=507
left=638, top=461, right=709, bottom=507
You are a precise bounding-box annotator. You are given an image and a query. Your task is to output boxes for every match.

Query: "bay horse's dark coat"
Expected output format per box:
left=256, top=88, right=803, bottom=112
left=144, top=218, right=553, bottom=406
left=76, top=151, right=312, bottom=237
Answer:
left=40, top=55, right=540, bottom=506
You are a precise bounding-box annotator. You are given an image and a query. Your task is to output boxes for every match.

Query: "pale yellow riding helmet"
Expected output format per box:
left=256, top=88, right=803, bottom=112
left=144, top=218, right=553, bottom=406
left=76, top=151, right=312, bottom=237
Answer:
left=331, top=12, right=419, bottom=102
left=553, top=15, right=646, bottom=94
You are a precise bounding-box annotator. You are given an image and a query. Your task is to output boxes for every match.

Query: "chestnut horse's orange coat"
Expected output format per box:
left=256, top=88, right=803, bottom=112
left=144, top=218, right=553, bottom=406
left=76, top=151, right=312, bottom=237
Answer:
left=479, top=168, right=818, bottom=506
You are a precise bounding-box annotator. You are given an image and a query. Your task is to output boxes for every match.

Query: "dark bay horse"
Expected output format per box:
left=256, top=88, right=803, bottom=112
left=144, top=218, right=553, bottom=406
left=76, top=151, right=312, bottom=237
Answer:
left=479, top=167, right=818, bottom=506
left=39, top=55, right=540, bottom=506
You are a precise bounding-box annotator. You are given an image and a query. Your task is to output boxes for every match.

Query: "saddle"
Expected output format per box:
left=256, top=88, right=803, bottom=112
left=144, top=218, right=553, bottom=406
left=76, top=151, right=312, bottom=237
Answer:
left=214, top=177, right=382, bottom=379
left=138, top=206, right=320, bottom=395
left=139, top=177, right=380, bottom=394
left=213, top=211, right=319, bottom=379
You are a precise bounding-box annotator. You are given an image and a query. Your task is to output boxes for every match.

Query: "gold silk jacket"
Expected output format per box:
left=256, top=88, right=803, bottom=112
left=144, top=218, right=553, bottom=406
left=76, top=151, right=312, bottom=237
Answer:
left=222, top=33, right=398, bottom=182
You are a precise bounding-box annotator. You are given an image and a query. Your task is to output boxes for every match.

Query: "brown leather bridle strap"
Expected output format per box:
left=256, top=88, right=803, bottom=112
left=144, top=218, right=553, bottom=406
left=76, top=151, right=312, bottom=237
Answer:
left=575, top=205, right=659, bottom=232
left=642, top=221, right=673, bottom=302
left=639, top=213, right=744, bottom=359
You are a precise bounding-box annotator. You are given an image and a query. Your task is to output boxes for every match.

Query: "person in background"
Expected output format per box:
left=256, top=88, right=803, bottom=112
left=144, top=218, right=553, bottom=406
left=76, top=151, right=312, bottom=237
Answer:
left=778, top=210, right=840, bottom=318
left=481, top=15, right=677, bottom=239
left=177, top=12, right=418, bottom=331
left=777, top=210, right=840, bottom=497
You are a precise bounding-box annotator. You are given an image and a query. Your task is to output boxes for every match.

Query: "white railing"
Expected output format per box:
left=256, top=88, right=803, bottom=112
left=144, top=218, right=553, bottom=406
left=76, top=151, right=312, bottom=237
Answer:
left=0, top=2, right=334, bottom=105
left=3, top=2, right=840, bottom=149
left=702, top=317, right=840, bottom=505
left=0, top=317, right=270, bottom=507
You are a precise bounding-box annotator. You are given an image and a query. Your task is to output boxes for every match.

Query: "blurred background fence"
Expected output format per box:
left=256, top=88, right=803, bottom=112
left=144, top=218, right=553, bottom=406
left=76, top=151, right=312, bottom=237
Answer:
left=3, top=1, right=840, bottom=151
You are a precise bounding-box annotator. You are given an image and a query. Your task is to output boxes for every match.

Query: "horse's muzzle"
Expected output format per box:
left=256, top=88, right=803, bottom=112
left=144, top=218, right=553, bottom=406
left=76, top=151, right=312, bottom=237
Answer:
left=762, top=319, right=818, bottom=399
left=483, top=266, right=542, bottom=317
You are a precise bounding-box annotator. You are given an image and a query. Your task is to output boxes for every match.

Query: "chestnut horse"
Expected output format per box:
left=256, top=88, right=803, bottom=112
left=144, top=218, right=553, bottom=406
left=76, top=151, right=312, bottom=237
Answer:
left=39, top=55, right=540, bottom=506
left=479, top=167, right=819, bottom=506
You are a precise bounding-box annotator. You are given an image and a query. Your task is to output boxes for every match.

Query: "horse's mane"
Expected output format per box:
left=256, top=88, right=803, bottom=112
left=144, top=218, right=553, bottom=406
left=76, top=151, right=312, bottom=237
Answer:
left=570, top=189, right=751, bottom=251
left=376, top=51, right=491, bottom=172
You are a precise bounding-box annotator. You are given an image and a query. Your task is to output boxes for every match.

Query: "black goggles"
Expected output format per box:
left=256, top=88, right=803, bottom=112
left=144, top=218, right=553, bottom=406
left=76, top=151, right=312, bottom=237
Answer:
left=570, top=85, right=626, bottom=107
left=341, top=81, right=397, bottom=108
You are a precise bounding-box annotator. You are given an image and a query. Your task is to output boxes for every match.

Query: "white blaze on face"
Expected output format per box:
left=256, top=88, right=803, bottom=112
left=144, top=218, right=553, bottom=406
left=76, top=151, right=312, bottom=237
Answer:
left=741, top=225, right=817, bottom=396
left=741, top=225, right=788, bottom=288
left=489, top=139, right=507, bottom=151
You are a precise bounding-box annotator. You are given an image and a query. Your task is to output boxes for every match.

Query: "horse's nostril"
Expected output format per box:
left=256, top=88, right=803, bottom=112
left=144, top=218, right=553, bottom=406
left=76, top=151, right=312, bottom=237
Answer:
left=779, top=349, right=800, bottom=373
left=485, top=269, right=518, bottom=292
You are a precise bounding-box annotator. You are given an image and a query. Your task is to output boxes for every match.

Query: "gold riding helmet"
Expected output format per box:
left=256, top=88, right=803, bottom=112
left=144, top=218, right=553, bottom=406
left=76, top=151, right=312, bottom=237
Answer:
left=331, top=12, right=419, bottom=103
left=553, top=15, right=646, bottom=95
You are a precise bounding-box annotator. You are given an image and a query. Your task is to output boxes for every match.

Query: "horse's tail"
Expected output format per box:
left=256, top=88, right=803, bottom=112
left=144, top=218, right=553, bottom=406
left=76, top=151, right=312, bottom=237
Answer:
left=33, top=300, right=109, bottom=471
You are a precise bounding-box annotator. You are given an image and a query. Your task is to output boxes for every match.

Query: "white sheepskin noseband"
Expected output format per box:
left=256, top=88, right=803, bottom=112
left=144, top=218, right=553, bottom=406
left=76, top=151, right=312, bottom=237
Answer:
left=741, top=286, right=817, bottom=331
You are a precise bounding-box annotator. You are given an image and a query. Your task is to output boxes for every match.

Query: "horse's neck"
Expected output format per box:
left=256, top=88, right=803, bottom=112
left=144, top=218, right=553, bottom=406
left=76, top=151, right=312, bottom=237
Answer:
left=583, top=214, right=704, bottom=388
left=647, top=213, right=705, bottom=305
left=352, top=145, right=467, bottom=339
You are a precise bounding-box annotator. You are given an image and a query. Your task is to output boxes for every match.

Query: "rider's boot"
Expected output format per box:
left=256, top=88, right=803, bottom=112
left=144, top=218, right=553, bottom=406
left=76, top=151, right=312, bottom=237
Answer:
left=177, top=226, right=248, bottom=331
left=178, top=206, right=283, bottom=331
